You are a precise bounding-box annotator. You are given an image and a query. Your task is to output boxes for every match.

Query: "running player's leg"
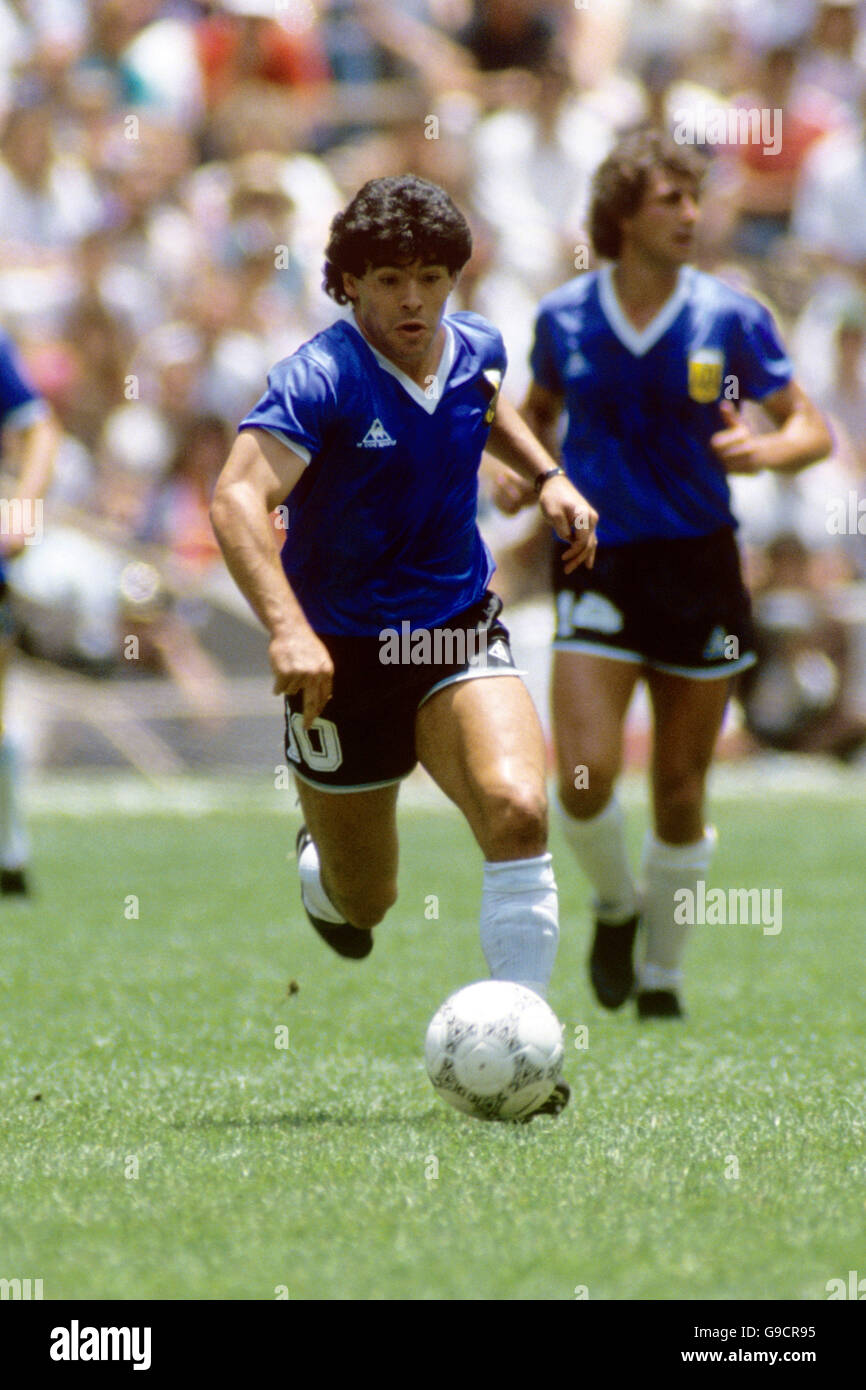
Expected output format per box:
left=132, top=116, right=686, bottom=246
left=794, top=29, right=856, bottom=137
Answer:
left=552, top=650, right=644, bottom=1007
left=552, top=650, right=641, bottom=919
left=284, top=630, right=412, bottom=956
left=414, top=674, right=558, bottom=999
left=295, top=779, right=400, bottom=934
left=647, top=670, right=730, bottom=844
left=638, top=669, right=730, bottom=1010
left=0, top=631, right=29, bottom=893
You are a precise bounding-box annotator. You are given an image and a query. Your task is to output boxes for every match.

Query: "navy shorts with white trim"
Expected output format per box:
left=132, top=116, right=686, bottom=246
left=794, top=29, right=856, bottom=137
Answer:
left=285, top=590, right=520, bottom=790
left=552, top=527, right=756, bottom=679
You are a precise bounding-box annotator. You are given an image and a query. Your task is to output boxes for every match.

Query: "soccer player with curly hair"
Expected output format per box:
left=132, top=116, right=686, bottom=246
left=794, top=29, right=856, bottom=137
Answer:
left=211, top=175, right=598, bottom=1116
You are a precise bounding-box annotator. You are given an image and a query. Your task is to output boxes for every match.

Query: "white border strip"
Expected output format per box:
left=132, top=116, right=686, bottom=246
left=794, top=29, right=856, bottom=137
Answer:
left=418, top=666, right=527, bottom=708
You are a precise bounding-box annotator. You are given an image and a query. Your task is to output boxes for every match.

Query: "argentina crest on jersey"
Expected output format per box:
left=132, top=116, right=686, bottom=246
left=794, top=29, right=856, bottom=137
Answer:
left=687, top=349, right=724, bottom=403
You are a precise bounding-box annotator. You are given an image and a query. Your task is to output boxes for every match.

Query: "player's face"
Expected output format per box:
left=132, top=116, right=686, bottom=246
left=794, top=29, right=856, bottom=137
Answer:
left=342, top=261, right=457, bottom=374
left=620, top=169, right=700, bottom=268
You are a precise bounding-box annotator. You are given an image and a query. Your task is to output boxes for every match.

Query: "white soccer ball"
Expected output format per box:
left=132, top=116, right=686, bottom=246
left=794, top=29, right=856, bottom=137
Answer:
left=424, top=980, right=564, bottom=1121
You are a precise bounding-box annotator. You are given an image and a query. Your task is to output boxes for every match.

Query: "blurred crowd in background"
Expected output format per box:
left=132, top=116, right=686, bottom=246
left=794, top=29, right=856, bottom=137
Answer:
left=3, top=0, right=866, bottom=764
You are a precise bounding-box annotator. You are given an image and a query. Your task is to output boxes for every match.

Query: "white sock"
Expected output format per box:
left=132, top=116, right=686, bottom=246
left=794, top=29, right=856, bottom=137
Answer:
left=555, top=792, right=637, bottom=924
left=0, top=735, right=29, bottom=870
left=638, top=827, right=718, bottom=991
left=479, top=853, right=559, bottom=998
left=297, top=835, right=345, bottom=924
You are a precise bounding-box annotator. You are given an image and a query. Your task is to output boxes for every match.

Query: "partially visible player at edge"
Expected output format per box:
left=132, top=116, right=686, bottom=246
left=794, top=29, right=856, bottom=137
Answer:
left=211, top=175, right=598, bottom=1117
left=0, top=329, right=58, bottom=894
left=493, top=129, right=832, bottom=1019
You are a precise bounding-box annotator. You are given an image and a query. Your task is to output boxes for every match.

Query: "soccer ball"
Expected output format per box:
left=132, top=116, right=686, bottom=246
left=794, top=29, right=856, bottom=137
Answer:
left=424, top=980, right=564, bottom=1121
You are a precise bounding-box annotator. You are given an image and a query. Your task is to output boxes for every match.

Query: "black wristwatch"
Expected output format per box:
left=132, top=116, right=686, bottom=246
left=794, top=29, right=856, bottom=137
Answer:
left=534, top=466, right=566, bottom=494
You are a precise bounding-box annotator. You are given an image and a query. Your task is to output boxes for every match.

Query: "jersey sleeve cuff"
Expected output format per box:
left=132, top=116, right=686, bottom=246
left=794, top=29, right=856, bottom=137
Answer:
left=240, top=425, right=311, bottom=465
left=747, top=372, right=794, bottom=402
left=2, top=399, right=48, bottom=431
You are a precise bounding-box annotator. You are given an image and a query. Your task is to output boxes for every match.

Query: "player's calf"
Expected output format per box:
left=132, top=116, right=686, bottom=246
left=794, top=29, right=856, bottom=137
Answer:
left=330, top=882, right=397, bottom=932
left=295, top=826, right=394, bottom=958
left=652, top=769, right=709, bottom=845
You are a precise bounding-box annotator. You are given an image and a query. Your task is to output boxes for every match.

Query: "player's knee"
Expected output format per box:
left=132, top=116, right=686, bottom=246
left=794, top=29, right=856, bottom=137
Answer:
left=557, top=772, right=615, bottom=819
left=557, top=755, right=618, bottom=819
left=483, top=785, right=548, bottom=860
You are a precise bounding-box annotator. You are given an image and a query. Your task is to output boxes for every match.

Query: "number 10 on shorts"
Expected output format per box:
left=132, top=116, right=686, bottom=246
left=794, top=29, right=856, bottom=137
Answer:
left=286, top=712, right=344, bottom=773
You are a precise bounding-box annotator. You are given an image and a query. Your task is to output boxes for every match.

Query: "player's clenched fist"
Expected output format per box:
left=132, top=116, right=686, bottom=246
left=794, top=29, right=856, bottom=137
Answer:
left=268, top=624, right=334, bottom=727
left=490, top=466, right=535, bottom=515
left=709, top=401, right=766, bottom=474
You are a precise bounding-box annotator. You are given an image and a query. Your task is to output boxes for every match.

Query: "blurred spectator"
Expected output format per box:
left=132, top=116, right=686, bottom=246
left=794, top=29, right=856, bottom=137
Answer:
left=56, top=295, right=135, bottom=448
left=793, top=0, right=866, bottom=120
left=456, top=0, right=556, bottom=74
left=728, top=0, right=815, bottom=53
left=812, top=302, right=866, bottom=578
left=320, top=0, right=402, bottom=84
left=791, top=98, right=866, bottom=271
left=815, top=298, right=866, bottom=465
left=469, top=47, right=611, bottom=396
left=740, top=534, right=866, bottom=759
left=0, top=92, right=103, bottom=250
left=117, top=8, right=204, bottom=126
left=724, top=44, right=841, bottom=260
left=471, top=50, right=611, bottom=289
left=195, top=0, right=330, bottom=110
left=620, top=0, right=722, bottom=75
left=140, top=413, right=229, bottom=576
left=76, top=0, right=165, bottom=110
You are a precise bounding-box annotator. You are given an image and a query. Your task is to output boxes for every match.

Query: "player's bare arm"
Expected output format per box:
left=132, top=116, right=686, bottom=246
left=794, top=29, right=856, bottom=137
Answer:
left=523, top=381, right=566, bottom=461
left=210, top=427, right=333, bottom=725
left=486, top=393, right=597, bottom=571
left=710, top=382, right=832, bottom=475
left=487, top=381, right=565, bottom=516
left=1, top=413, right=59, bottom=557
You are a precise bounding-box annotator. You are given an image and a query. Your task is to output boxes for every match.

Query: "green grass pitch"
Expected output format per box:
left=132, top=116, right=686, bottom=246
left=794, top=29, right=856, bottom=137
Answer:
left=1, top=774, right=864, bottom=1301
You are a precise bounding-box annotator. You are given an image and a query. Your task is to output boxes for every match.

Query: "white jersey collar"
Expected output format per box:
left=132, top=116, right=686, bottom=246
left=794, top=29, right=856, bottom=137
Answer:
left=348, top=313, right=455, bottom=414
left=598, top=263, right=690, bottom=357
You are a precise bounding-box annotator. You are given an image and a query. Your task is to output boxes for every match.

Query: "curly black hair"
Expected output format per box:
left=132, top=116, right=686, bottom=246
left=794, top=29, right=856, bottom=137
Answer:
left=323, top=175, right=473, bottom=304
left=589, top=128, right=707, bottom=261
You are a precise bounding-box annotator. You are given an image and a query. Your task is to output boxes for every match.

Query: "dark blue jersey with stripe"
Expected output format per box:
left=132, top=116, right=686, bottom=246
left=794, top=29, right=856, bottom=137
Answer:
left=530, top=265, right=793, bottom=546
left=239, top=312, right=506, bottom=635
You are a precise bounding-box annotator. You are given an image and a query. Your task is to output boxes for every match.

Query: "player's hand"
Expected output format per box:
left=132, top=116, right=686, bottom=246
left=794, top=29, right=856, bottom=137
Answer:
left=0, top=528, right=28, bottom=558
left=710, top=401, right=767, bottom=474
left=268, top=624, right=334, bottom=728
left=490, top=466, right=535, bottom=515
left=539, top=475, right=598, bottom=572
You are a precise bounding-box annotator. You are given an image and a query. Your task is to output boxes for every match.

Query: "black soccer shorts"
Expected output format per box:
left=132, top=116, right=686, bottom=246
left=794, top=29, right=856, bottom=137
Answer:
left=284, top=590, right=521, bottom=790
left=552, top=527, right=757, bottom=679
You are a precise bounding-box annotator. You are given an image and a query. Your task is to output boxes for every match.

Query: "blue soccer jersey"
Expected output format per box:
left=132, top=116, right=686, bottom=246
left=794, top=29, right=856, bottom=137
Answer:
left=0, top=330, right=47, bottom=586
left=239, top=311, right=506, bottom=635
left=530, top=264, right=793, bottom=546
